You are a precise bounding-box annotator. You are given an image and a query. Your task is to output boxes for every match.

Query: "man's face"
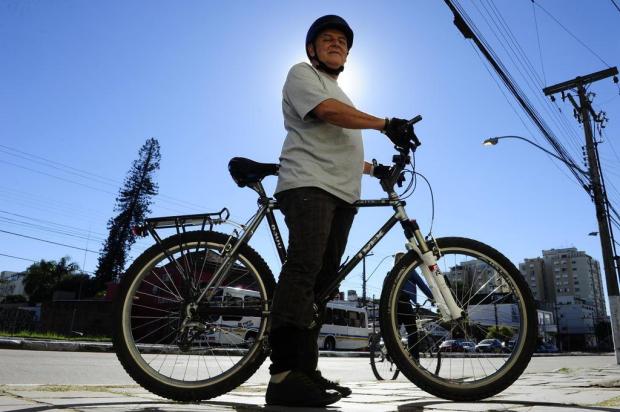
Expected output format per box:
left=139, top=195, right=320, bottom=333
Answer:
left=307, top=28, right=348, bottom=69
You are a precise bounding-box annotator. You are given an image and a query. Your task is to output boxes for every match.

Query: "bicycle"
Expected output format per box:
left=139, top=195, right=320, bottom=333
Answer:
left=369, top=331, right=399, bottom=380
left=113, top=115, right=537, bottom=402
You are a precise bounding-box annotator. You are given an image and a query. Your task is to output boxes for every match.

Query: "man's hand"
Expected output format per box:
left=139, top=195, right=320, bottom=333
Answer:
left=383, top=118, right=413, bottom=148
left=371, top=164, right=391, bottom=179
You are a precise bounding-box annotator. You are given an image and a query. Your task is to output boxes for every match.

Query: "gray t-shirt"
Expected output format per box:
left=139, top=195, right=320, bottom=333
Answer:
left=275, top=62, right=364, bottom=204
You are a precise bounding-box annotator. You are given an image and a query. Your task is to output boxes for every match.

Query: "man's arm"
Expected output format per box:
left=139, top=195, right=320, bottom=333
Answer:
left=312, top=98, right=385, bottom=131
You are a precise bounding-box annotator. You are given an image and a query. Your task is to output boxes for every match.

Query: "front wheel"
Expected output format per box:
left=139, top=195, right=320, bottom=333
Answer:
left=113, top=230, right=275, bottom=402
left=380, top=237, right=537, bottom=401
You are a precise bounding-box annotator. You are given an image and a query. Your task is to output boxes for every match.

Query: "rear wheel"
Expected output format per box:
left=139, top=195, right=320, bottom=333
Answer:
left=380, top=237, right=536, bottom=401
left=113, top=230, right=275, bottom=401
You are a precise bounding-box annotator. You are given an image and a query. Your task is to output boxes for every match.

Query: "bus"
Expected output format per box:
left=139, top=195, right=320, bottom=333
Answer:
left=202, top=289, right=368, bottom=351
left=201, top=286, right=262, bottom=347
left=318, top=301, right=369, bottom=351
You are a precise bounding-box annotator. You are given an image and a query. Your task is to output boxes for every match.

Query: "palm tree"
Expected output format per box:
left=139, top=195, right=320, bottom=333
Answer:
left=24, top=257, right=80, bottom=303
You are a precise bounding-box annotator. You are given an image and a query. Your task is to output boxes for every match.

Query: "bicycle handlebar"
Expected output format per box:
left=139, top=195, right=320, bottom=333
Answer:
left=372, top=114, right=423, bottom=190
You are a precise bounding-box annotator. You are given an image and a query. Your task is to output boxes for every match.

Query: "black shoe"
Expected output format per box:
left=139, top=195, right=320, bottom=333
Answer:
left=265, top=371, right=342, bottom=407
left=309, top=370, right=352, bottom=398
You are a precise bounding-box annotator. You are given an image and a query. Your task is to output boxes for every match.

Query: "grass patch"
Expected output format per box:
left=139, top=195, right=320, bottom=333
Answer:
left=596, top=395, right=620, bottom=407
left=555, top=367, right=572, bottom=373
left=0, top=330, right=110, bottom=342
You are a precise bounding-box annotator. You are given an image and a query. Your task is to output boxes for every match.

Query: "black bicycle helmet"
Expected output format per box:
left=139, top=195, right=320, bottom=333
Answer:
left=305, top=15, right=353, bottom=75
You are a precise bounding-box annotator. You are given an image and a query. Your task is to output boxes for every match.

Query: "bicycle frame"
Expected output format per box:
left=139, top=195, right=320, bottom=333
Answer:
left=191, top=179, right=463, bottom=321
left=136, top=151, right=464, bottom=322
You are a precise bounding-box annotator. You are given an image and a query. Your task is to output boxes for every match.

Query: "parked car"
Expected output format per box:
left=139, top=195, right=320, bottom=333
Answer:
left=438, top=340, right=462, bottom=352
left=461, top=341, right=476, bottom=352
left=505, top=338, right=517, bottom=351
left=439, top=339, right=474, bottom=352
left=475, top=338, right=504, bottom=353
left=536, top=342, right=559, bottom=353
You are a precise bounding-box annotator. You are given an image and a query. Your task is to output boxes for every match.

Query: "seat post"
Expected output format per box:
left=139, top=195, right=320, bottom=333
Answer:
left=249, top=181, right=268, bottom=198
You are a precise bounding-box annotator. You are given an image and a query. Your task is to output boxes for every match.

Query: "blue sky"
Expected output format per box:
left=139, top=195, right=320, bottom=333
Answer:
left=1, top=0, right=619, bottom=307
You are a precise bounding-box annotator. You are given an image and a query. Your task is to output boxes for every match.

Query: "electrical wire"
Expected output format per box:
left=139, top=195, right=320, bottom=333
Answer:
left=531, top=0, right=612, bottom=68
left=476, top=0, right=585, bottom=162
left=531, top=0, right=547, bottom=86
left=449, top=0, right=590, bottom=193
left=0, top=229, right=98, bottom=253
left=0, top=253, right=38, bottom=263
left=453, top=0, right=585, bottom=178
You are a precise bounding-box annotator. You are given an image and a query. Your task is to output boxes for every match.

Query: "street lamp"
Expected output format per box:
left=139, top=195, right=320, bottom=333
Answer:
left=362, top=253, right=396, bottom=308
left=482, top=135, right=588, bottom=176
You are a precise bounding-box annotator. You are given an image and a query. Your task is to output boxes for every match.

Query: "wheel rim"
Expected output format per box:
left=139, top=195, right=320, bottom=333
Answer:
left=388, top=245, right=530, bottom=389
left=120, top=240, right=269, bottom=388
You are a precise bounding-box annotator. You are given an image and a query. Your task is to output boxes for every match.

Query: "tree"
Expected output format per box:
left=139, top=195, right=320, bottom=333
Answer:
left=95, top=138, right=161, bottom=285
left=23, top=257, right=80, bottom=303
left=485, top=325, right=514, bottom=341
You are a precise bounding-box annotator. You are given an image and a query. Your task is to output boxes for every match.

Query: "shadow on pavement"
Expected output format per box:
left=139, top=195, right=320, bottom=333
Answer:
left=7, top=399, right=342, bottom=412
left=398, top=399, right=618, bottom=412
left=7, top=398, right=618, bottom=412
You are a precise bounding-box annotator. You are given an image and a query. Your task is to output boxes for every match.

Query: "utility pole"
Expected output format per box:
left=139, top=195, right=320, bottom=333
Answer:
left=544, top=66, right=620, bottom=363
left=361, top=252, right=373, bottom=308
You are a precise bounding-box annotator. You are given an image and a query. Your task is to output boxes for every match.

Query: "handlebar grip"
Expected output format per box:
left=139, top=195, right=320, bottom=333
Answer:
left=406, top=115, right=422, bottom=126
left=408, top=115, right=422, bottom=148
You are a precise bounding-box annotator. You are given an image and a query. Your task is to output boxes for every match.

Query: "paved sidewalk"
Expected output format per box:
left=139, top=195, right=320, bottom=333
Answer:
left=1, top=364, right=619, bottom=412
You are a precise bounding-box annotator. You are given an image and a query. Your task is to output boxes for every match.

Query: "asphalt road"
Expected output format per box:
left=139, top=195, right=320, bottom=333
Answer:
left=0, top=349, right=616, bottom=386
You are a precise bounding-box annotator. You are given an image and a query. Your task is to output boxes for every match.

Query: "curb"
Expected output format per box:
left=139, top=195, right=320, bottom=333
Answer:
left=0, top=338, right=612, bottom=358
left=0, top=338, right=370, bottom=357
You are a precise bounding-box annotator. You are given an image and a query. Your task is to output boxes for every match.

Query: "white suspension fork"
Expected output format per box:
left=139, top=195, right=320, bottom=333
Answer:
left=392, top=199, right=464, bottom=321
left=406, top=241, right=463, bottom=321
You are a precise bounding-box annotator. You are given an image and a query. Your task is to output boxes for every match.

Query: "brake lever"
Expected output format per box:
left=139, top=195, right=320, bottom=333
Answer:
left=397, top=172, right=406, bottom=188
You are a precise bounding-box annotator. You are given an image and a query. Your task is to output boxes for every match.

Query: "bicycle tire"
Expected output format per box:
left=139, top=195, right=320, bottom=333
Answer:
left=369, top=333, right=399, bottom=380
left=113, top=230, right=275, bottom=402
left=380, top=237, right=537, bottom=401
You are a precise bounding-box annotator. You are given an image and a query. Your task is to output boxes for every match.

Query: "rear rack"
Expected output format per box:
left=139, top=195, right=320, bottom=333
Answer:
left=132, top=208, right=231, bottom=238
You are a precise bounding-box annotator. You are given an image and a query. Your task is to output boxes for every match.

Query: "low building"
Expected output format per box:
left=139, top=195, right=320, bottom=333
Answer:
left=0, top=271, right=27, bottom=301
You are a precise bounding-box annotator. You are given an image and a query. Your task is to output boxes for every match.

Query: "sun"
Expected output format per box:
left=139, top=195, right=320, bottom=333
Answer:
left=337, top=56, right=365, bottom=103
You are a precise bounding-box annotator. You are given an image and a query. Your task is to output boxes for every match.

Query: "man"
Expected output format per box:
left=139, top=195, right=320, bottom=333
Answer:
left=266, top=15, right=413, bottom=407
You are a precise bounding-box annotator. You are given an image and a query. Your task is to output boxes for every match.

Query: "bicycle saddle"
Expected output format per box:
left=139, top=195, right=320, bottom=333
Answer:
left=228, top=157, right=279, bottom=187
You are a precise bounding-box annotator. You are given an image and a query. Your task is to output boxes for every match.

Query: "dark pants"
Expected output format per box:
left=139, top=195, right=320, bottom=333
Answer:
left=269, top=187, right=355, bottom=374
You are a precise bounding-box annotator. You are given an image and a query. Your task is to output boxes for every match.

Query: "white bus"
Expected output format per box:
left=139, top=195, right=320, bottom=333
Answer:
left=202, top=289, right=368, bottom=351
left=201, top=287, right=262, bottom=347
left=318, top=301, right=369, bottom=351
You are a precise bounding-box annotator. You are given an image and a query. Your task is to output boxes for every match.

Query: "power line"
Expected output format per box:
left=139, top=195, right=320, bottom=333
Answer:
left=531, top=0, right=547, bottom=85
left=0, top=143, right=207, bottom=212
left=531, top=0, right=612, bottom=68
left=0, top=229, right=98, bottom=254
left=611, top=0, right=620, bottom=14
left=446, top=0, right=590, bottom=192
left=476, top=0, right=587, bottom=160
left=0, top=253, right=38, bottom=263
